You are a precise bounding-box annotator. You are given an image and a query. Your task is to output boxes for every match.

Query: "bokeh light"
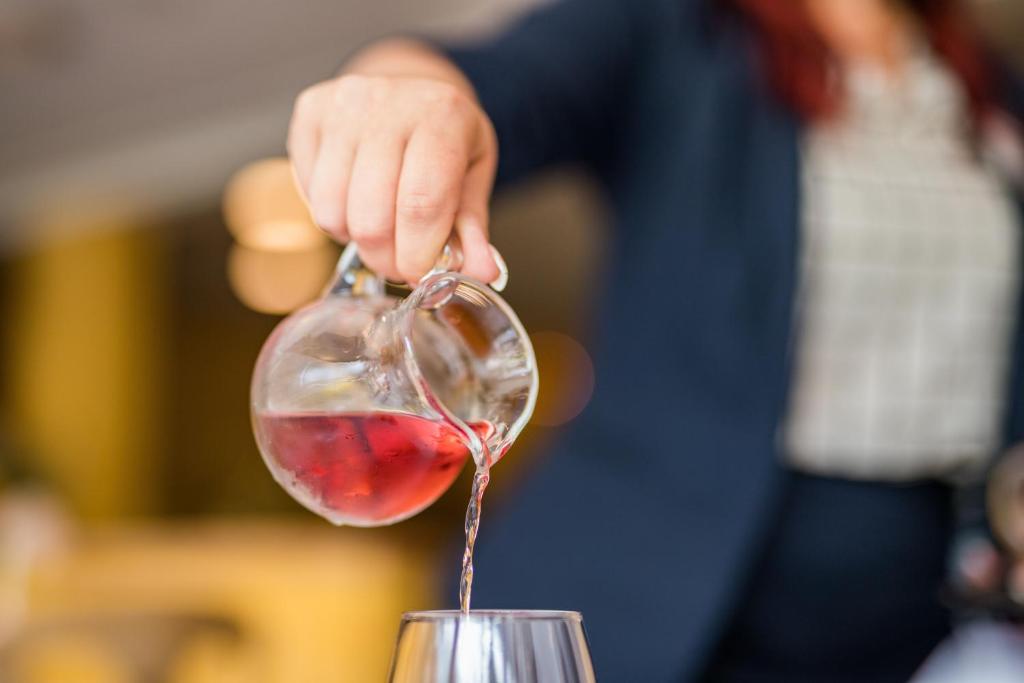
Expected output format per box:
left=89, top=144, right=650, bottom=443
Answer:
left=223, top=157, right=340, bottom=314
left=227, top=242, right=337, bottom=315
left=222, top=158, right=325, bottom=252
left=529, top=331, right=595, bottom=427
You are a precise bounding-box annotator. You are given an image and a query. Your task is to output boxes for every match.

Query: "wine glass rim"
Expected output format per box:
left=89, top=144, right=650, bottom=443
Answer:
left=402, top=609, right=582, bottom=622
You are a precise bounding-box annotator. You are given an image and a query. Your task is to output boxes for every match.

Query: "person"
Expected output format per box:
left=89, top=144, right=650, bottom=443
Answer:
left=287, top=0, right=1024, bottom=680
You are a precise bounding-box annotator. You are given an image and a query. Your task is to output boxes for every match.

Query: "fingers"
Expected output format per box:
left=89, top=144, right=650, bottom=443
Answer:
left=306, top=129, right=357, bottom=241
left=395, top=95, right=499, bottom=286
left=347, top=130, right=409, bottom=278
left=394, top=124, right=467, bottom=284
left=286, top=74, right=499, bottom=284
left=287, top=85, right=328, bottom=201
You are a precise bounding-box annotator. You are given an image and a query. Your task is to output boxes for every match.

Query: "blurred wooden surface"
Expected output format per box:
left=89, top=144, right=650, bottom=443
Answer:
left=6, top=520, right=436, bottom=682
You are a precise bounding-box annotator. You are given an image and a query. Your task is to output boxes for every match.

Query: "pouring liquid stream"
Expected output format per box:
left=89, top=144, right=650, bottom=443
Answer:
left=458, top=417, right=499, bottom=614
left=459, top=460, right=490, bottom=613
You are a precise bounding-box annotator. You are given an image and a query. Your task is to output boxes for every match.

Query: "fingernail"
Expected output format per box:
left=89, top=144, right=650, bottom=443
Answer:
left=489, top=245, right=508, bottom=292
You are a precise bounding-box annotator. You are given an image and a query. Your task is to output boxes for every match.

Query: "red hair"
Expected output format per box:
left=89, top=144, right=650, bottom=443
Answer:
left=728, top=0, right=995, bottom=122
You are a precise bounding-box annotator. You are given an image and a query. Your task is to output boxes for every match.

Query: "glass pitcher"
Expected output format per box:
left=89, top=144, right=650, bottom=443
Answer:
left=251, top=241, right=538, bottom=527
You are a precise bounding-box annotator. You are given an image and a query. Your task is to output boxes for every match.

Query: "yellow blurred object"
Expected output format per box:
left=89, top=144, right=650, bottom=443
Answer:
left=530, top=331, right=595, bottom=427
left=11, top=633, right=132, bottom=683
left=14, top=520, right=436, bottom=682
left=6, top=210, right=166, bottom=518
left=227, top=242, right=338, bottom=315
left=222, top=158, right=325, bottom=252
left=168, top=630, right=260, bottom=683
left=223, top=157, right=339, bottom=315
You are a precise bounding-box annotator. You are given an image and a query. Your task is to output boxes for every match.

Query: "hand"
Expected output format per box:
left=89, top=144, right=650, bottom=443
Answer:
left=287, top=51, right=500, bottom=286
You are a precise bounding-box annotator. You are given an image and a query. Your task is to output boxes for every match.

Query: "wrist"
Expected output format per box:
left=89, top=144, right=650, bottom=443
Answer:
left=342, top=38, right=477, bottom=100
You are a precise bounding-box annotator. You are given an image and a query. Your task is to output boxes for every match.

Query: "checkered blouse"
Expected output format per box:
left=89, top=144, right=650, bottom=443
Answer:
left=784, top=48, right=1022, bottom=482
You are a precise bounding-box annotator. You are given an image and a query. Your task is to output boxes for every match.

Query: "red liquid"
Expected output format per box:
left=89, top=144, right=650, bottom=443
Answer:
left=255, top=411, right=486, bottom=525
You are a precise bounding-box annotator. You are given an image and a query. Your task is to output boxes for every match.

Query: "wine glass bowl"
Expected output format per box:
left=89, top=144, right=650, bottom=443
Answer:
left=388, top=610, right=597, bottom=683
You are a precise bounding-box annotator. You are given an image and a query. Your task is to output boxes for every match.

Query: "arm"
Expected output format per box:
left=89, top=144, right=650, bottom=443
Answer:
left=439, top=0, right=650, bottom=185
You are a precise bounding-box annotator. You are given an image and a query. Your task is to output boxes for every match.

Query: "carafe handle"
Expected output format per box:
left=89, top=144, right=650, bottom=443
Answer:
left=327, top=238, right=508, bottom=297
left=326, top=242, right=386, bottom=297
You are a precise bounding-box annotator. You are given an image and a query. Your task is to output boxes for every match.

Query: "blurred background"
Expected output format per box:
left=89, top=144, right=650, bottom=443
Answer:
left=0, top=0, right=1021, bottom=681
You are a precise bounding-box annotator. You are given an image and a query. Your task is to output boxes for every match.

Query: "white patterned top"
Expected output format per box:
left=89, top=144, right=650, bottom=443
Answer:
left=784, top=48, right=1021, bottom=482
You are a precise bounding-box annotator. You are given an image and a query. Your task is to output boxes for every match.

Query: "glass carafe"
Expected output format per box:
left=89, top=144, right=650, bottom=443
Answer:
left=251, top=242, right=537, bottom=526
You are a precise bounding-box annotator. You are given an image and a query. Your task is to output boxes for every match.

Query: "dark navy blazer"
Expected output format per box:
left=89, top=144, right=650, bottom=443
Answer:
left=442, top=0, right=1024, bottom=680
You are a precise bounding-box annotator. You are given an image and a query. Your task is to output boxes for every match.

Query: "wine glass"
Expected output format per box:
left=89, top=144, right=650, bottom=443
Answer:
left=388, top=610, right=597, bottom=683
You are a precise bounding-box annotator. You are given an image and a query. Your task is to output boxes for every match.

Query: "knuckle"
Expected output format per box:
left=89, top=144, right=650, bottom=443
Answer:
left=396, top=189, right=448, bottom=226
left=430, top=89, right=477, bottom=128
left=333, top=73, right=367, bottom=94
left=347, top=214, right=392, bottom=246
left=294, top=85, right=321, bottom=117
left=425, top=82, right=465, bottom=111
left=418, top=126, right=465, bottom=162
left=359, top=115, right=399, bottom=142
left=333, top=74, right=381, bottom=107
